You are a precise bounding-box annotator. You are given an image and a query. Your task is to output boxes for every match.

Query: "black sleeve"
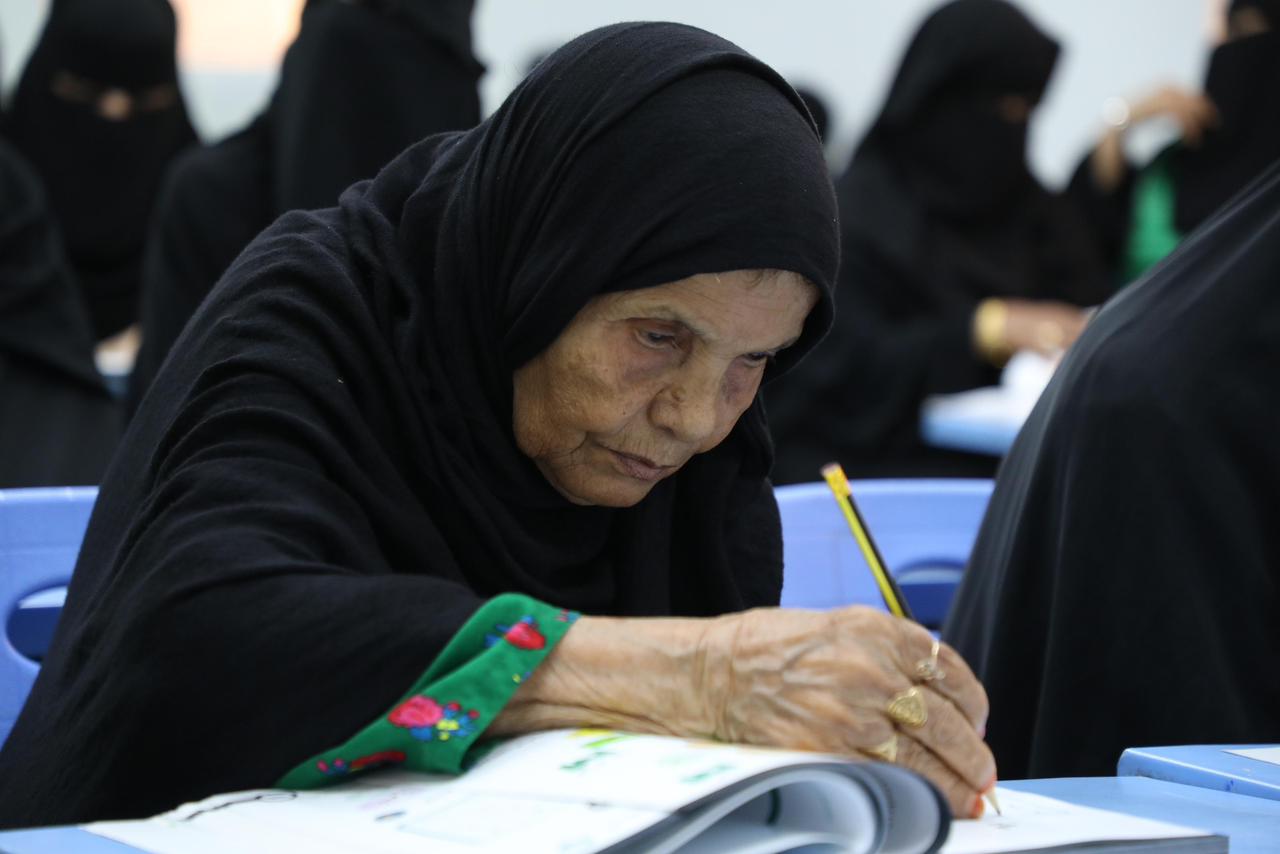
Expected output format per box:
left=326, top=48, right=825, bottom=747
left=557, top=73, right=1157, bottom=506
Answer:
left=1063, top=150, right=1136, bottom=272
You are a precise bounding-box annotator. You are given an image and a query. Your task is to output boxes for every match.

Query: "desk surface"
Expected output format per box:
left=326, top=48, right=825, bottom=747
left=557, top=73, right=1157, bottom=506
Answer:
left=1006, top=776, right=1280, bottom=853
left=1118, top=744, right=1280, bottom=800
left=3, top=775, right=1278, bottom=853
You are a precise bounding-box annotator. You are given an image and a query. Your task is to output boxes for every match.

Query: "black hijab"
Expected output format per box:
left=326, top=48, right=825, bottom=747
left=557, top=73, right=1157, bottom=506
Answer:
left=127, top=0, right=483, bottom=412
left=768, top=0, right=1107, bottom=482
left=0, top=140, right=121, bottom=488
left=0, top=22, right=837, bottom=825
left=1174, top=0, right=1280, bottom=231
left=944, top=162, right=1280, bottom=778
left=2, top=0, right=196, bottom=340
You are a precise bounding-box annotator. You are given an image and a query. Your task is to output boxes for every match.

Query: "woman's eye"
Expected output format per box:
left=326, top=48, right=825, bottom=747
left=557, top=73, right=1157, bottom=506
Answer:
left=743, top=352, right=774, bottom=366
left=637, top=329, right=677, bottom=349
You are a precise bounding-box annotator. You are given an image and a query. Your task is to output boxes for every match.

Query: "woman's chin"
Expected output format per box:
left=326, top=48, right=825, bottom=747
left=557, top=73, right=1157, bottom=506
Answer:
left=548, top=470, right=666, bottom=508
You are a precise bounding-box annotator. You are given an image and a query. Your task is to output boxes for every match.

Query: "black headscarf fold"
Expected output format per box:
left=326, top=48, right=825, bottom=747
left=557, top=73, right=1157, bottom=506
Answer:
left=128, top=0, right=483, bottom=411
left=768, top=0, right=1106, bottom=482
left=0, top=22, right=837, bottom=825
left=944, top=162, right=1280, bottom=778
left=2, top=0, right=196, bottom=340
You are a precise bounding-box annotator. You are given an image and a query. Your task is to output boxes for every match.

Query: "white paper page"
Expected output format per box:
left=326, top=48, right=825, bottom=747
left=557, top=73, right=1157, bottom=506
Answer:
left=86, top=733, right=856, bottom=854
left=940, top=788, right=1214, bottom=854
left=89, top=777, right=666, bottom=854
left=452, top=729, right=850, bottom=812
left=1226, top=746, right=1280, bottom=767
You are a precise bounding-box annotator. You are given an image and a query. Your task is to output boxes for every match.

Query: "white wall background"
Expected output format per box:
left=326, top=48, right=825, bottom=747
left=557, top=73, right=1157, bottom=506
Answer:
left=2, top=0, right=1217, bottom=186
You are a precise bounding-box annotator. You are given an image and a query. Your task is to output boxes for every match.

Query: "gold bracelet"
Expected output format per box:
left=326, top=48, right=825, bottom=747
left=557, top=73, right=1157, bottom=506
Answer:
left=973, top=298, right=1013, bottom=366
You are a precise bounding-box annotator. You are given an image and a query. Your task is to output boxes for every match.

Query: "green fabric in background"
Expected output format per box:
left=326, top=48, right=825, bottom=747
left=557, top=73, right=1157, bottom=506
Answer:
left=1122, top=148, right=1184, bottom=285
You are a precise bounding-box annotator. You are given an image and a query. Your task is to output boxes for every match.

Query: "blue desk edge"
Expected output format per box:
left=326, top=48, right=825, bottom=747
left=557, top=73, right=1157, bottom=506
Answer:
left=1117, top=744, right=1280, bottom=800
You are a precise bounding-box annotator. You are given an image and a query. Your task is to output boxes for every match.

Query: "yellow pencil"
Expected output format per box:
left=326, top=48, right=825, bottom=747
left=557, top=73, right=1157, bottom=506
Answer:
left=820, top=462, right=914, bottom=620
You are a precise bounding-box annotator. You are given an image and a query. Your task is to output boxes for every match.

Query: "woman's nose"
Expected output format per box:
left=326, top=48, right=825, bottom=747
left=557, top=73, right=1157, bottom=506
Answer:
left=651, top=372, right=721, bottom=444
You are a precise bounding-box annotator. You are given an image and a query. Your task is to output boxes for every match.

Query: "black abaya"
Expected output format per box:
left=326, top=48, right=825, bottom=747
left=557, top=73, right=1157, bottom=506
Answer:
left=127, top=0, right=483, bottom=412
left=768, top=0, right=1108, bottom=483
left=944, top=163, right=1280, bottom=779
left=0, top=140, right=121, bottom=487
left=0, top=23, right=838, bottom=826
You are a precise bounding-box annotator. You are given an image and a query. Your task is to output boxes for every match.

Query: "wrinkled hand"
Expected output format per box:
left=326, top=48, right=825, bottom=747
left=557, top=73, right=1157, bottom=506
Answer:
left=1129, top=86, right=1219, bottom=147
left=1003, top=299, right=1090, bottom=357
left=701, top=606, right=994, bottom=817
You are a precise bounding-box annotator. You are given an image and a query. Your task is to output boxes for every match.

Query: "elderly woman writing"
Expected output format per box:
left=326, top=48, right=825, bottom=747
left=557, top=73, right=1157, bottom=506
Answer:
left=0, top=23, right=993, bottom=827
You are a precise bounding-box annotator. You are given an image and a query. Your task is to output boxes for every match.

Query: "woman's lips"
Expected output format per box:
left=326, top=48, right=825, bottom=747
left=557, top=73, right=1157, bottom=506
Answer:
left=607, top=449, right=676, bottom=482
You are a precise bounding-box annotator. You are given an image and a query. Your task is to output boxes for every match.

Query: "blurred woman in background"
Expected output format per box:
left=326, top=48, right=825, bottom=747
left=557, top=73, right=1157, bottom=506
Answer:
left=127, top=0, right=482, bottom=411
left=769, top=0, right=1109, bottom=482
left=1069, top=0, right=1280, bottom=285
left=0, top=139, right=122, bottom=488
left=2, top=0, right=196, bottom=344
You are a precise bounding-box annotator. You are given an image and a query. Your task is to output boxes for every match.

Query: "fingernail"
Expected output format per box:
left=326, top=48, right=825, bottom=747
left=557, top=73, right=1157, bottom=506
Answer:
left=970, top=794, right=985, bottom=819
left=983, top=773, right=997, bottom=793
left=978, top=722, right=987, bottom=738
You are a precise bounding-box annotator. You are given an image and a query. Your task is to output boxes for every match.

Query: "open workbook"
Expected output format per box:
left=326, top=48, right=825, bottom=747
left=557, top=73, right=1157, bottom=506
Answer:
left=83, top=729, right=1225, bottom=854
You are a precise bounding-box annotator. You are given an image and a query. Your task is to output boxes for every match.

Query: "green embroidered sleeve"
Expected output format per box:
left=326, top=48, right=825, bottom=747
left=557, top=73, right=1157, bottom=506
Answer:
left=276, top=593, right=579, bottom=789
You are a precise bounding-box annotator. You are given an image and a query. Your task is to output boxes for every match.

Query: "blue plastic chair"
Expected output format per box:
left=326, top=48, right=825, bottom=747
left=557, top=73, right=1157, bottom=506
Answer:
left=0, top=487, right=97, bottom=748
left=776, top=479, right=992, bottom=626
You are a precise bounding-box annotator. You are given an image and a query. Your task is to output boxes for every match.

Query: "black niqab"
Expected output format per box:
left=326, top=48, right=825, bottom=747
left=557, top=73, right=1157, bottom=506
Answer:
left=2, top=0, right=196, bottom=340
left=944, top=163, right=1280, bottom=778
left=872, top=0, right=1058, bottom=217
left=0, top=22, right=837, bottom=826
left=768, top=0, right=1107, bottom=482
left=127, top=0, right=483, bottom=412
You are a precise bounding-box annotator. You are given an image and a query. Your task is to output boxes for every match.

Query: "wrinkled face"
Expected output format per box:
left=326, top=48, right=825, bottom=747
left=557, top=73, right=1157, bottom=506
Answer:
left=513, top=269, right=817, bottom=507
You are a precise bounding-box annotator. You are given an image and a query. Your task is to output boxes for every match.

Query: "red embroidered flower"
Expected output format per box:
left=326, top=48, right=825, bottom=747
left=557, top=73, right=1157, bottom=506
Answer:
left=389, top=695, right=444, bottom=729
left=504, top=617, right=546, bottom=650
left=351, top=750, right=407, bottom=771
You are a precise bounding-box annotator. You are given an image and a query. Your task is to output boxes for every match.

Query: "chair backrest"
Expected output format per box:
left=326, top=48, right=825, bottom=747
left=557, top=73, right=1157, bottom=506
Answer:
left=0, top=487, right=97, bottom=748
left=777, top=479, right=992, bottom=626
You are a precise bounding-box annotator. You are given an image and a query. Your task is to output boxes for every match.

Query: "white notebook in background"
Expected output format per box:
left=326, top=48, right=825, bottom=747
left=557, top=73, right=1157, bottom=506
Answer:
left=84, top=729, right=1224, bottom=854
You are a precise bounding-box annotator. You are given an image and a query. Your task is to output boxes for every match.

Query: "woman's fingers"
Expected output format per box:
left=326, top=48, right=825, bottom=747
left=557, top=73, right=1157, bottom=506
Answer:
left=868, top=735, right=985, bottom=818
left=906, top=683, right=997, bottom=790
left=891, top=620, right=989, bottom=731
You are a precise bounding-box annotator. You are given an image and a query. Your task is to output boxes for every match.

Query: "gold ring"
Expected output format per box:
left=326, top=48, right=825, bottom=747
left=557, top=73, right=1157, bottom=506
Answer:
left=867, top=735, right=898, bottom=763
left=886, top=687, right=928, bottom=728
left=915, top=640, right=945, bottom=683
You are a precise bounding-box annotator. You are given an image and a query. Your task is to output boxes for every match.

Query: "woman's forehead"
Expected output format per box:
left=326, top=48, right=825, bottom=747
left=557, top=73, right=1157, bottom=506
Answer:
left=594, top=271, right=815, bottom=342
